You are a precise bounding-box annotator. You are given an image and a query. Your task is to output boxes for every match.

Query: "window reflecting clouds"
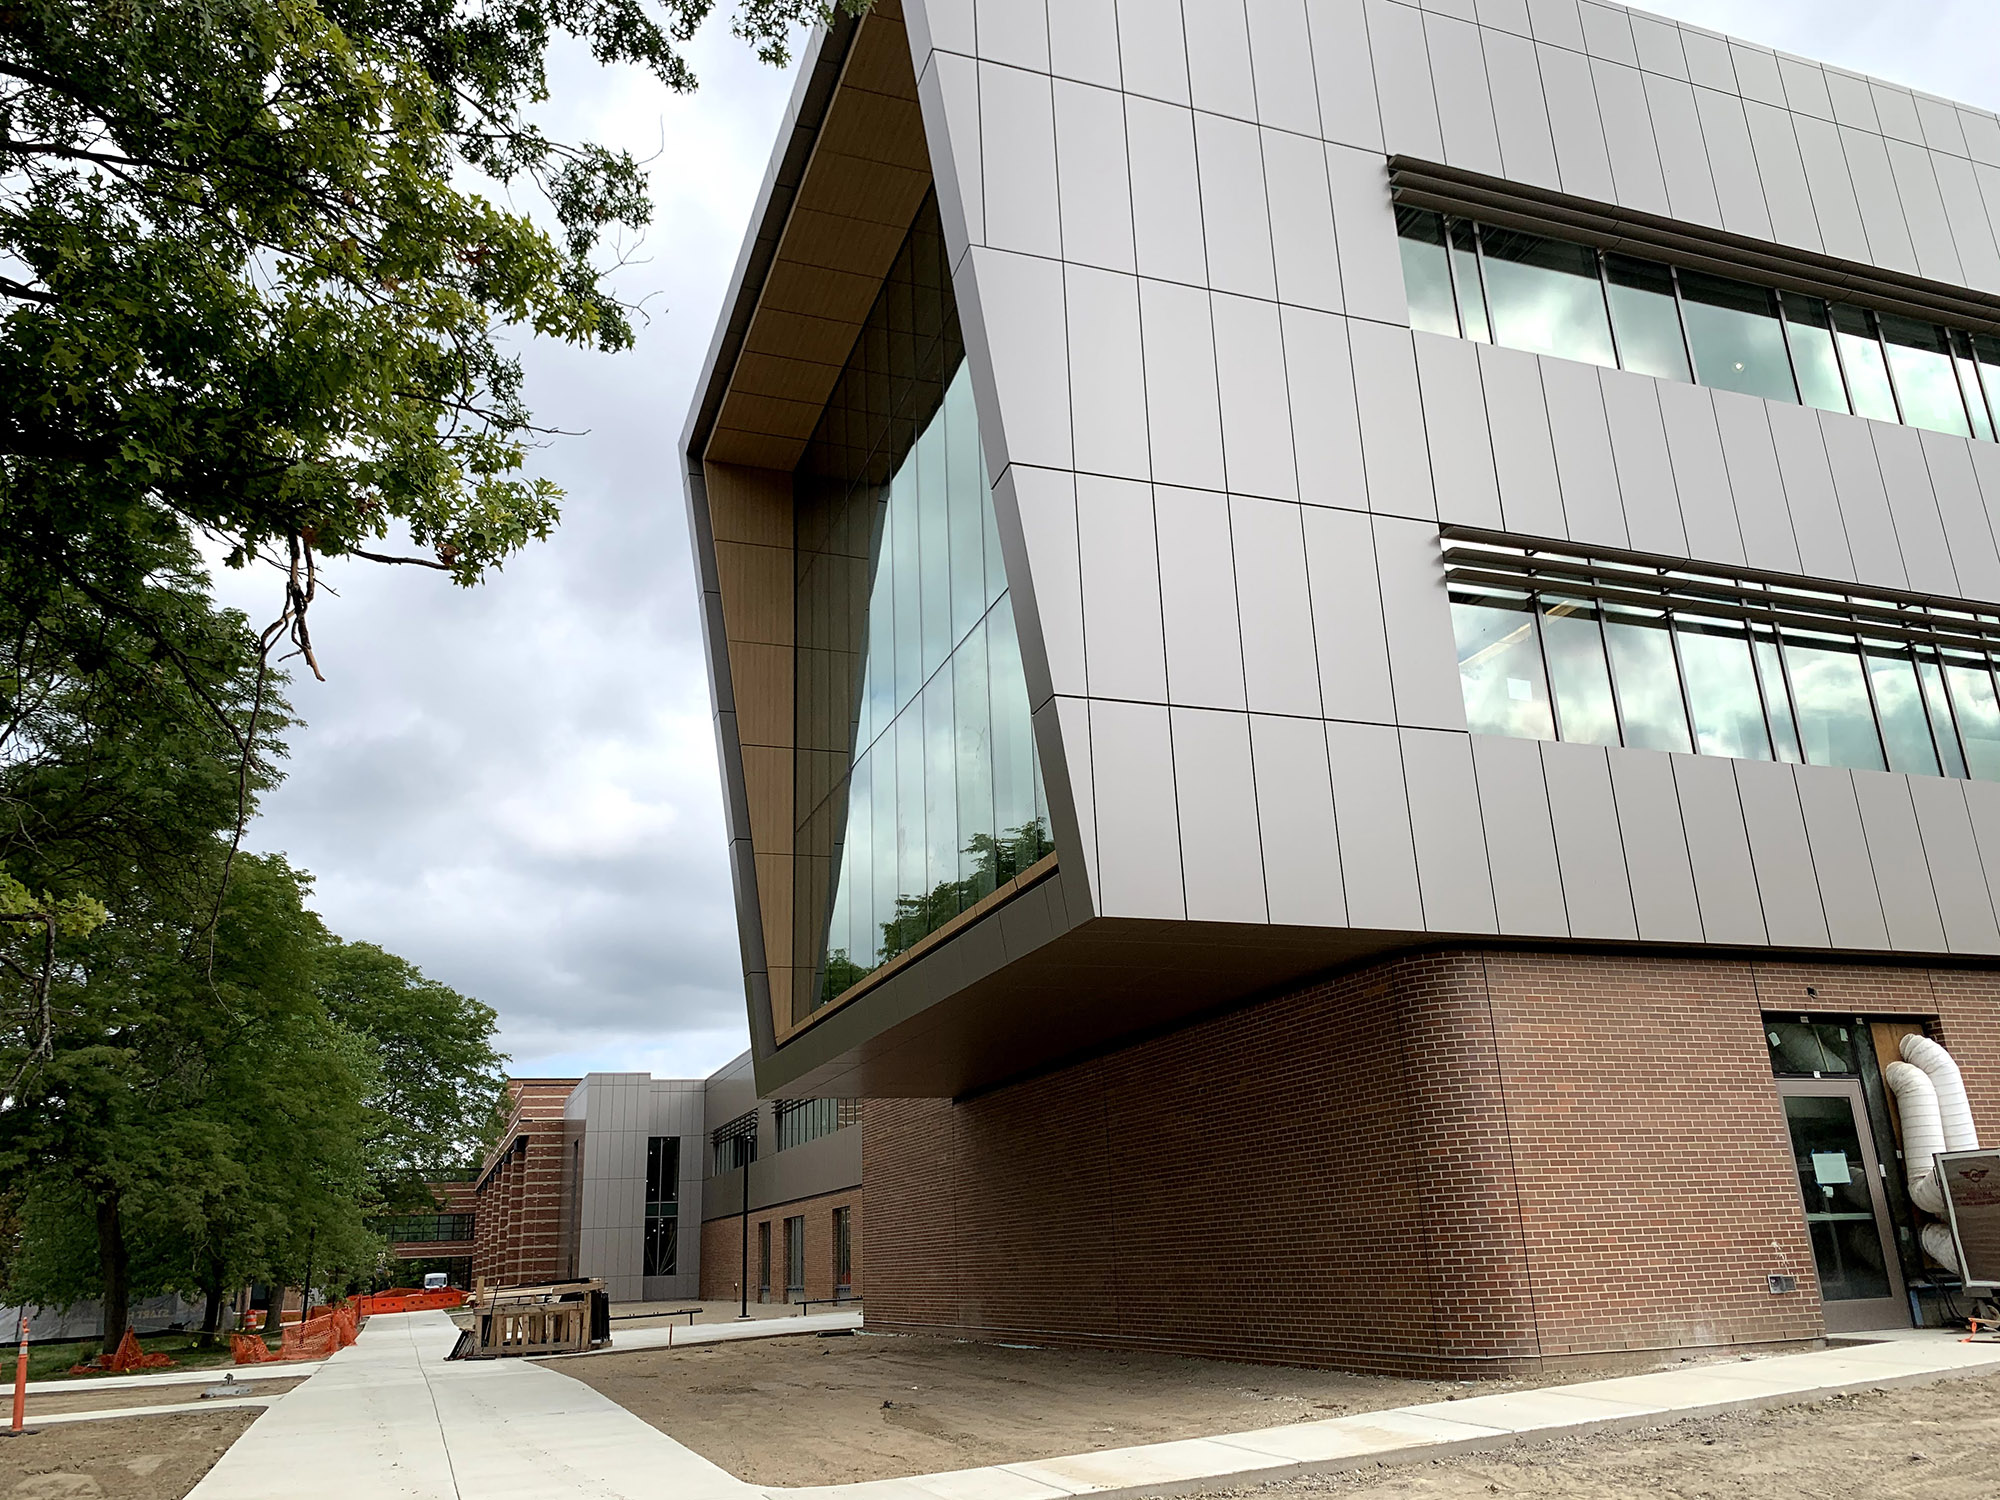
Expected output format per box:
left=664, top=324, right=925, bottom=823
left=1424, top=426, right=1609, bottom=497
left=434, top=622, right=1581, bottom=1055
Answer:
left=1479, top=226, right=1617, bottom=368
left=795, top=196, right=1051, bottom=1020
left=1396, top=209, right=1993, bottom=442
left=1447, top=536, right=2000, bottom=788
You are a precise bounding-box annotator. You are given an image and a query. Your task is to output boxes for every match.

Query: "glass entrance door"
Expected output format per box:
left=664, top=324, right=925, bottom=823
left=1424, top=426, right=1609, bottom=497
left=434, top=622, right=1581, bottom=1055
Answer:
left=1777, top=1078, right=1908, bottom=1332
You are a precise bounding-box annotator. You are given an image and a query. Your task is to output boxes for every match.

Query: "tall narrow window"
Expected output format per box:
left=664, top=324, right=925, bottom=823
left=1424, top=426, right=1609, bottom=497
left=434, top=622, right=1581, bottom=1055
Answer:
left=1781, top=295, right=1850, bottom=415
left=757, top=1221, right=771, bottom=1302
left=1396, top=207, right=1457, bottom=337
left=1678, top=270, right=1797, bottom=403
left=1833, top=305, right=1899, bottom=422
left=833, top=1206, right=853, bottom=1298
left=1951, top=331, right=1996, bottom=442
left=1450, top=588, right=1554, bottom=740
left=1479, top=227, right=1617, bottom=368
left=1539, top=597, right=1620, bottom=746
left=1864, top=641, right=1942, bottom=776
left=1449, top=220, right=1490, bottom=342
left=643, top=1137, right=679, bottom=1279
left=1785, top=631, right=1886, bottom=771
left=1604, top=255, right=1690, bottom=382
left=1602, top=604, right=1692, bottom=753
left=1678, top=615, right=1773, bottom=760
left=784, top=1216, right=806, bottom=1302
left=1754, top=628, right=1805, bottom=764
left=1915, top=648, right=1969, bottom=779
left=1944, top=648, right=2000, bottom=780
left=1879, top=314, right=1971, bottom=437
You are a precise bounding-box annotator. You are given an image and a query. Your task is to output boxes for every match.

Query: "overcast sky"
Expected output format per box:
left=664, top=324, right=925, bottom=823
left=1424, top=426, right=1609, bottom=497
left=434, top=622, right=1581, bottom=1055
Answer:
left=211, top=2, right=2000, bottom=1084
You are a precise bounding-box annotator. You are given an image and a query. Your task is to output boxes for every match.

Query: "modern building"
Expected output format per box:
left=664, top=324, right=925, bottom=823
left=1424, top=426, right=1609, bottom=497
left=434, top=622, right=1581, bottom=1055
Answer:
left=700, top=1051, right=864, bottom=1305
left=682, top=0, right=2000, bottom=1373
left=462, top=1062, right=862, bottom=1304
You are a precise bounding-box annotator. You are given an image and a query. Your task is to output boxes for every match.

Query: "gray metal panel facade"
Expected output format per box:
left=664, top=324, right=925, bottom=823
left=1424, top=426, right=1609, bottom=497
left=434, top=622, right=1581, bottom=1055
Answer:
left=693, top=2, right=2000, bottom=1089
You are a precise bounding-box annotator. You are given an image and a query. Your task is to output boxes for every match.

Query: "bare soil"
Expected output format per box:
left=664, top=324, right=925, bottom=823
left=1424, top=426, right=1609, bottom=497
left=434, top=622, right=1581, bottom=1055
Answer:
left=27, top=1377, right=303, bottom=1418
left=547, top=1330, right=1563, bottom=1485
left=1190, top=1370, right=2000, bottom=1499
left=0, top=1409, right=260, bottom=1499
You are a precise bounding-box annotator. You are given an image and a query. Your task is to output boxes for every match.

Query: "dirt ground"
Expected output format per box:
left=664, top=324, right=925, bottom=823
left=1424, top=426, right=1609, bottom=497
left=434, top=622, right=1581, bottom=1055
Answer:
left=0, top=1409, right=260, bottom=1500
left=1190, top=1370, right=2000, bottom=1499
left=549, top=1330, right=1568, bottom=1485
left=27, top=1376, right=304, bottom=1418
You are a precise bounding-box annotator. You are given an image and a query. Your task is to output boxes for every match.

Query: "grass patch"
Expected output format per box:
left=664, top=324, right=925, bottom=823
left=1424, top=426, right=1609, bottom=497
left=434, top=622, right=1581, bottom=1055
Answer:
left=21, top=1328, right=267, bottom=1382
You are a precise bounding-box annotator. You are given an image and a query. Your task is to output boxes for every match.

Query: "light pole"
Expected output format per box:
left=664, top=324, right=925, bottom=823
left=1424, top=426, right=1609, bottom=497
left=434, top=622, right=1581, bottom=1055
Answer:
left=711, top=1114, right=758, bottom=1321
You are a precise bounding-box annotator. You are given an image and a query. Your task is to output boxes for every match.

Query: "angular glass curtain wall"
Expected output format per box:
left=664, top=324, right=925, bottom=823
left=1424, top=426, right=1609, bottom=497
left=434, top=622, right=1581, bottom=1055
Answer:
left=1447, top=534, right=2000, bottom=782
left=791, top=195, right=1051, bottom=1025
left=1395, top=206, right=2000, bottom=442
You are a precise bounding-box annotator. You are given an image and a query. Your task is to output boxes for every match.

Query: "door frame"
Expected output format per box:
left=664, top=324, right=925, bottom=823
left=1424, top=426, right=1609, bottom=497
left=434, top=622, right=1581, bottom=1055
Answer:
left=1776, top=1076, right=1910, bottom=1333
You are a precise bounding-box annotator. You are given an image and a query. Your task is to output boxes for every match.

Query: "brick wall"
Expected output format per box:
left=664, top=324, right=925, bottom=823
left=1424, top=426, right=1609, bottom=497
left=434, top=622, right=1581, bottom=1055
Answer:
left=471, top=1079, right=578, bottom=1289
left=864, top=948, right=2000, bottom=1376
left=699, top=1187, right=863, bottom=1304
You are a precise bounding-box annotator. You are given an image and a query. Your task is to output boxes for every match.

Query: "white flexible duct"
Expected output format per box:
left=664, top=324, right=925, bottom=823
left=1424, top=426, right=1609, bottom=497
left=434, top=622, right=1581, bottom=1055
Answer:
left=1901, top=1034, right=1980, bottom=1152
left=1885, top=1059, right=1948, bottom=1216
left=1922, top=1222, right=1961, bottom=1273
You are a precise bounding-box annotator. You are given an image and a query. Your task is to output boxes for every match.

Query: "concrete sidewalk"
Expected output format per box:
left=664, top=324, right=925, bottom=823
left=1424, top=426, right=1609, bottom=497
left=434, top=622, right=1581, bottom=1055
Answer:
left=189, top=1311, right=2000, bottom=1500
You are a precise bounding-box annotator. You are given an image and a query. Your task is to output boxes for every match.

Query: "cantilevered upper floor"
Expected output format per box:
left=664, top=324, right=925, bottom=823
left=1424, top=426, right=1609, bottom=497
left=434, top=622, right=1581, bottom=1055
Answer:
left=682, top=0, right=2000, bottom=1101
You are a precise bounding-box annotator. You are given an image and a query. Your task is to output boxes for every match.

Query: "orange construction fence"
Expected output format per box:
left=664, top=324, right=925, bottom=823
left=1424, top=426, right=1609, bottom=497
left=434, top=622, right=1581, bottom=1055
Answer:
left=353, top=1287, right=465, bottom=1316
left=232, top=1301, right=360, bottom=1365
left=69, top=1327, right=176, bottom=1375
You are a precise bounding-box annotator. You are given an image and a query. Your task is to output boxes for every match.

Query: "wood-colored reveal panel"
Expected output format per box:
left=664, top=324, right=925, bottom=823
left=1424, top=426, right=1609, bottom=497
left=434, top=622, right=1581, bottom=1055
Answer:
left=704, top=5, right=931, bottom=472
left=705, top=459, right=796, bottom=1049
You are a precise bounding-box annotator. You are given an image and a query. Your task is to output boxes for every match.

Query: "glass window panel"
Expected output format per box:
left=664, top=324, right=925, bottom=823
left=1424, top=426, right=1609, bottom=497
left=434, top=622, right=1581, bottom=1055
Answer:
left=1766, top=1018, right=1831, bottom=1076
left=891, top=474, right=923, bottom=717
left=1677, top=268, right=1797, bottom=403
left=987, top=600, right=1039, bottom=879
left=1864, top=640, right=1941, bottom=775
left=1950, top=332, right=1995, bottom=443
left=1479, top=226, right=1617, bottom=368
left=923, top=674, right=958, bottom=920
left=1945, top=650, right=2000, bottom=781
left=981, top=434, right=1007, bottom=607
left=863, top=519, right=895, bottom=754
left=1539, top=597, right=1619, bottom=746
left=889, top=709, right=927, bottom=958
left=945, top=366, right=987, bottom=644
left=1915, top=648, right=1968, bottom=779
left=1604, top=254, right=1690, bottom=382
left=1813, top=1021, right=1857, bottom=1074
left=917, top=408, right=953, bottom=679
left=1450, top=591, right=1554, bottom=740
left=1879, top=313, right=1971, bottom=437
left=870, top=739, right=896, bottom=964
left=1396, top=207, right=1458, bottom=337
left=1754, top=628, right=1804, bottom=764
left=1781, top=294, right=1850, bottom=415
left=1449, top=219, right=1489, bottom=343
left=1676, top=614, right=1773, bottom=760
left=1784, top=630, right=1886, bottom=770
left=1832, top=305, right=1899, bottom=422
left=1602, top=604, right=1692, bottom=753
left=953, top=626, right=996, bottom=903
left=1973, top=334, right=2000, bottom=442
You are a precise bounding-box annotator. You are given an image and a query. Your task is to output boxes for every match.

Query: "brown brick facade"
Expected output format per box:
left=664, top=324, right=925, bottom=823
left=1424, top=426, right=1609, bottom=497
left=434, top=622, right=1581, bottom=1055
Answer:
left=471, top=1079, right=577, bottom=1289
left=700, top=1187, right=863, bottom=1304
left=863, top=948, right=2000, bottom=1377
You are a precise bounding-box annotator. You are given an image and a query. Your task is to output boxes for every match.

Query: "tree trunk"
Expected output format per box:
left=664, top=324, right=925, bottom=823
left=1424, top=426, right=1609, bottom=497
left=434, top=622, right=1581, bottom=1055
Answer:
left=96, top=1190, right=129, bottom=1356
left=198, top=1254, right=225, bottom=1350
